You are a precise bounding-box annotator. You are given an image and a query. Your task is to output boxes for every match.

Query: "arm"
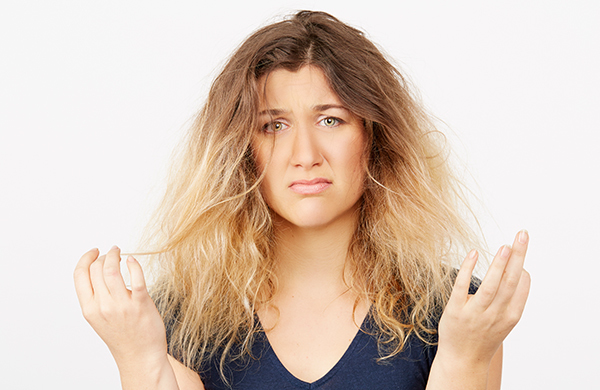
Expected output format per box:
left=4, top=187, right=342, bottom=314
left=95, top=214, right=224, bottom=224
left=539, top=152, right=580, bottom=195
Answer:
left=426, top=231, right=531, bottom=390
left=74, top=247, right=204, bottom=390
left=487, top=344, right=503, bottom=390
left=168, top=354, right=205, bottom=390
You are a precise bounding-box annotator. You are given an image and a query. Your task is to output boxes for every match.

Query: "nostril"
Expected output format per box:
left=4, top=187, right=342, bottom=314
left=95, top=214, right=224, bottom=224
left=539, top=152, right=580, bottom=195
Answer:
left=289, top=131, right=323, bottom=168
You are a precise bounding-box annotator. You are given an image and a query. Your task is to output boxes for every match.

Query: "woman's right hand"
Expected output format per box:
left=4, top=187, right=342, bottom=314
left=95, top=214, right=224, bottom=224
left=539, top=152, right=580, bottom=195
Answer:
left=73, top=246, right=168, bottom=369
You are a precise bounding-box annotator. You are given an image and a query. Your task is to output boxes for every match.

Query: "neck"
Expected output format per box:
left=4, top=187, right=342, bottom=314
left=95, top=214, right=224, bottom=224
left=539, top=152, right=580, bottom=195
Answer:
left=272, top=209, right=359, bottom=297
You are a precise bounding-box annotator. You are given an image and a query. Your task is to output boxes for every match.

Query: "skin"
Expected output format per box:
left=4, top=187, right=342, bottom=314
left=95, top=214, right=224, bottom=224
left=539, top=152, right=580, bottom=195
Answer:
left=253, top=66, right=371, bottom=382
left=427, top=234, right=531, bottom=389
left=74, top=65, right=530, bottom=390
left=252, top=66, right=366, bottom=231
left=73, top=247, right=200, bottom=390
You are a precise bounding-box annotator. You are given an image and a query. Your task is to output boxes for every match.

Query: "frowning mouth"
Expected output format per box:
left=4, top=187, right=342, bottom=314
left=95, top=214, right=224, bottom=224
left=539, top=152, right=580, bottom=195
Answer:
left=289, top=178, right=332, bottom=195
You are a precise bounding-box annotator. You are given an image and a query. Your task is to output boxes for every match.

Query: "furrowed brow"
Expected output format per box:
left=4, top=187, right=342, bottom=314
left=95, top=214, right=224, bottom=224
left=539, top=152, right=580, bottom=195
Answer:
left=312, top=104, right=349, bottom=112
left=258, top=105, right=349, bottom=117
left=258, top=108, right=289, bottom=117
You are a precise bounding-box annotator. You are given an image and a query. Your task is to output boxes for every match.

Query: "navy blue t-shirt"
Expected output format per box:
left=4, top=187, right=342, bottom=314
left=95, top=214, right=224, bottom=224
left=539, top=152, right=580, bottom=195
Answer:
left=168, top=278, right=478, bottom=389
left=197, top=312, right=437, bottom=390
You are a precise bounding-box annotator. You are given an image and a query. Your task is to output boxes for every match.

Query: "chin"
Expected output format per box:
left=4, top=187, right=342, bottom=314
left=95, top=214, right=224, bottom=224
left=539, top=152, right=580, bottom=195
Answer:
left=269, top=197, right=362, bottom=231
left=274, top=213, right=329, bottom=230
left=291, top=218, right=335, bottom=230
left=278, top=207, right=359, bottom=231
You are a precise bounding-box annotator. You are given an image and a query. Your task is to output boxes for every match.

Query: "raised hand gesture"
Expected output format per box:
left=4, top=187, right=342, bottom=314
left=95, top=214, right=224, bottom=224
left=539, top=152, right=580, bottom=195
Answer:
left=428, top=230, right=531, bottom=389
left=74, top=246, right=175, bottom=388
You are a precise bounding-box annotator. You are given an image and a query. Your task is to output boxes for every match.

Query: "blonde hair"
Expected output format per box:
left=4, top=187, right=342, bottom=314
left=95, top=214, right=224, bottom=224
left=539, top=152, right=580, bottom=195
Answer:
left=142, top=10, right=480, bottom=377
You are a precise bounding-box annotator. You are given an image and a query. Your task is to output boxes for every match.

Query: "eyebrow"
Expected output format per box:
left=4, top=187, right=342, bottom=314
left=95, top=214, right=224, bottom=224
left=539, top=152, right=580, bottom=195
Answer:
left=258, top=104, right=349, bottom=117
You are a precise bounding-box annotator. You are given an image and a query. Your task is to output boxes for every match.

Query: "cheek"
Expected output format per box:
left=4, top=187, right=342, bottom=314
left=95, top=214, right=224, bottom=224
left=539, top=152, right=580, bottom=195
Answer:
left=341, top=136, right=367, bottom=180
left=251, top=145, right=276, bottom=201
left=251, top=139, right=267, bottom=171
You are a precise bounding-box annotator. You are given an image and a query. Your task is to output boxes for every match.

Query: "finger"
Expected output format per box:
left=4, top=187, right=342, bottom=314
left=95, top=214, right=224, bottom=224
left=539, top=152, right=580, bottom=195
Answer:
left=505, top=230, right=529, bottom=278
left=472, top=245, right=512, bottom=308
left=103, top=245, right=129, bottom=298
left=89, top=253, right=109, bottom=298
left=448, top=249, right=479, bottom=307
left=507, top=269, right=531, bottom=321
left=126, top=256, right=149, bottom=301
left=491, top=230, right=530, bottom=307
left=74, top=248, right=100, bottom=304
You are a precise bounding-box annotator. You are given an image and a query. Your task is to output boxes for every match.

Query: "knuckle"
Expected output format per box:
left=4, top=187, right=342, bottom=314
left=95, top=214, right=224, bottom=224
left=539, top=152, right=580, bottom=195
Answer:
left=511, top=243, right=526, bottom=254
left=103, top=266, right=120, bottom=278
left=504, top=274, right=521, bottom=290
left=131, top=284, right=148, bottom=296
left=478, top=286, right=495, bottom=301
left=81, top=306, right=98, bottom=322
left=506, top=310, right=522, bottom=326
left=99, top=303, right=117, bottom=318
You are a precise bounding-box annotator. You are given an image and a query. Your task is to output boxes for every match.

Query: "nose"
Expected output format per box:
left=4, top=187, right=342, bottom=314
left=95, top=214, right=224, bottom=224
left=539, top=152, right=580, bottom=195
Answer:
left=289, top=123, right=323, bottom=169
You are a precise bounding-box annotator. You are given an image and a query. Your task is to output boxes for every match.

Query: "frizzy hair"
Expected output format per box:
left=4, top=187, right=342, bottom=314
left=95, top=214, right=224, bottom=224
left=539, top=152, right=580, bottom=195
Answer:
left=141, top=10, right=480, bottom=379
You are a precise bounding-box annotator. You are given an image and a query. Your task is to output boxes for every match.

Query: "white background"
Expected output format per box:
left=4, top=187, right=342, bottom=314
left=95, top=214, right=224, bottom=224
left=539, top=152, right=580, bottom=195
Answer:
left=1, top=1, right=598, bottom=389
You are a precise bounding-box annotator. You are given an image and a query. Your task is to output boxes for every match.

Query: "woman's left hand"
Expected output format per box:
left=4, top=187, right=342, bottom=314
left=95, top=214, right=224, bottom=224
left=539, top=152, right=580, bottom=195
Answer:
left=436, top=230, right=531, bottom=369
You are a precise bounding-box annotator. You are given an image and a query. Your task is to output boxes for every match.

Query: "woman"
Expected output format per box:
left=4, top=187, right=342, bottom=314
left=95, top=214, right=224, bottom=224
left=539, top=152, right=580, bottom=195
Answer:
left=74, top=10, right=530, bottom=390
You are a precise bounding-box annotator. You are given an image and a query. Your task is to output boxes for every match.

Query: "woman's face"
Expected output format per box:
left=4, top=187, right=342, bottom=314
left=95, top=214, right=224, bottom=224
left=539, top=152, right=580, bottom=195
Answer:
left=252, top=65, right=366, bottom=230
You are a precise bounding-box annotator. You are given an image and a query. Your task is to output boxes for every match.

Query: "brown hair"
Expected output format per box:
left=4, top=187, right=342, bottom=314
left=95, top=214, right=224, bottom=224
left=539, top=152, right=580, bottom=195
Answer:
left=144, top=10, right=479, bottom=380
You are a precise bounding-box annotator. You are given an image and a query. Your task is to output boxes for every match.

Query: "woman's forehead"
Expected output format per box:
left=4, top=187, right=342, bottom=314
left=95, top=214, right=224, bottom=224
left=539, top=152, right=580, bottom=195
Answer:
left=257, top=66, right=346, bottom=112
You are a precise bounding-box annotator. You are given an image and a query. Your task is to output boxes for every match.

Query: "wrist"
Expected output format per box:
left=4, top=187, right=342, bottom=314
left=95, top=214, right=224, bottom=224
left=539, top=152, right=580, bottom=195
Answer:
left=434, top=347, right=492, bottom=373
left=116, top=353, right=179, bottom=390
left=426, top=349, right=490, bottom=390
left=435, top=333, right=501, bottom=369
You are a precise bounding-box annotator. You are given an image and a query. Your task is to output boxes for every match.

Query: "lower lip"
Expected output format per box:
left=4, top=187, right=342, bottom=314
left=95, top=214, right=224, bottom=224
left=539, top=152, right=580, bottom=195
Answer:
left=289, top=182, right=332, bottom=195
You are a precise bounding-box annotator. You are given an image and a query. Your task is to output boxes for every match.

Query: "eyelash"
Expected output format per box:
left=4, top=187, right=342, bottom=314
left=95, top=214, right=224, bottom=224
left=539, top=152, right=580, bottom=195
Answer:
left=320, top=117, right=343, bottom=127
left=261, top=117, right=344, bottom=133
left=261, top=121, right=288, bottom=133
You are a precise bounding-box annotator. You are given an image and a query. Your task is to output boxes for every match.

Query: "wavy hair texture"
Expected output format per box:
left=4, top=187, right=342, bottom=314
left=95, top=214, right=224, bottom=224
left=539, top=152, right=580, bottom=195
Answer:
left=141, top=10, right=482, bottom=381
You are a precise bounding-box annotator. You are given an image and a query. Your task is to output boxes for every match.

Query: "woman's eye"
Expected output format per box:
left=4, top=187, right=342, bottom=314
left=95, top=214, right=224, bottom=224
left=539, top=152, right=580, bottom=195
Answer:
left=320, top=117, right=341, bottom=127
left=263, top=121, right=287, bottom=133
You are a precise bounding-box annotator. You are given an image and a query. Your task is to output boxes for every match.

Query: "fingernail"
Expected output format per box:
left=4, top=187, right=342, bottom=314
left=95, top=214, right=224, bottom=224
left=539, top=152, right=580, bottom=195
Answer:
left=111, top=245, right=119, bottom=251
left=518, top=230, right=529, bottom=244
left=500, top=245, right=511, bottom=258
left=468, top=249, right=478, bottom=259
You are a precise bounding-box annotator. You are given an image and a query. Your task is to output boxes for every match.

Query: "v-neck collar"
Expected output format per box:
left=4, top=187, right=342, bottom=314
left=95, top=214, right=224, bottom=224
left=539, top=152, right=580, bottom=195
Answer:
left=257, top=312, right=373, bottom=389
